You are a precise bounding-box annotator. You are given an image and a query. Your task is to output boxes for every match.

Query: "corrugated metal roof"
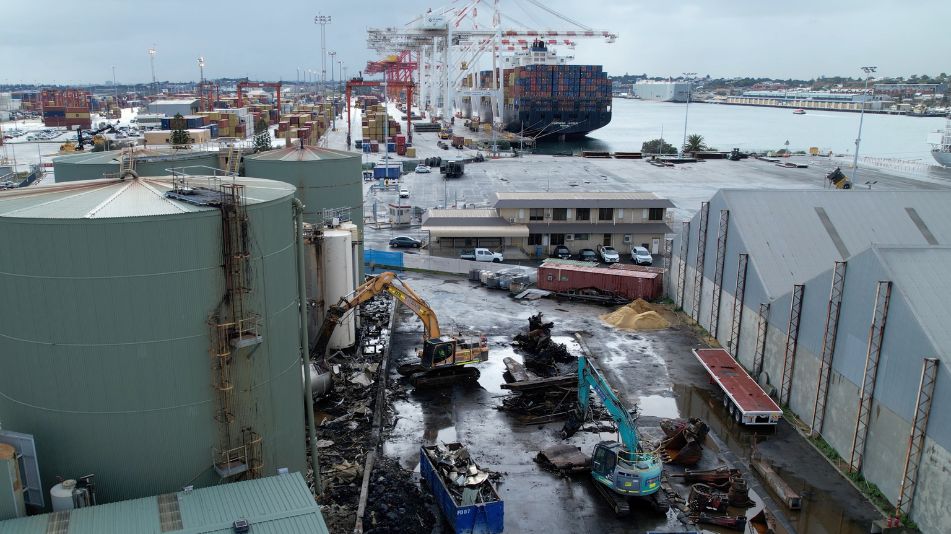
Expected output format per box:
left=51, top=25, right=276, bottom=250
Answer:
left=150, top=99, right=198, bottom=105
left=494, top=191, right=674, bottom=209
left=527, top=222, right=672, bottom=235
left=426, top=225, right=529, bottom=237
left=54, top=149, right=214, bottom=166
left=422, top=209, right=511, bottom=228
left=539, top=262, right=659, bottom=279
left=0, top=473, right=329, bottom=534
left=873, top=246, right=951, bottom=355
left=245, top=145, right=358, bottom=162
left=0, top=176, right=294, bottom=219
left=718, top=190, right=951, bottom=299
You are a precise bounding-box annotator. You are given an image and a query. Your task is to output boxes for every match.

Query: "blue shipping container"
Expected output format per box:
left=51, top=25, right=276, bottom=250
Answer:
left=363, top=143, right=371, bottom=153
left=387, top=142, right=396, bottom=153
left=419, top=445, right=504, bottom=534
left=372, top=166, right=401, bottom=179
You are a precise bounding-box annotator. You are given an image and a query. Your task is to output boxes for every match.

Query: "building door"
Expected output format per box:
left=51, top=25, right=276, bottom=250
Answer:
left=652, top=238, right=660, bottom=254
left=603, top=233, right=612, bottom=246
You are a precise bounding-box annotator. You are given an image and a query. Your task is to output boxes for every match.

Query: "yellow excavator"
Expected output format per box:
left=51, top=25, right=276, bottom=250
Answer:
left=312, top=271, right=489, bottom=387
left=826, top=167, right=853, bottom=189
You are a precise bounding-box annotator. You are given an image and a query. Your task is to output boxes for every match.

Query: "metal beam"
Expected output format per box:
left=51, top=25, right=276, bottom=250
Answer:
left=812, top=261, right=848, bottom=435
left=849, top=281, right=892, bottom=473
left=753, top=302, right=770, bottom=377
left=677, top=221, right=690, bottom=309
left=692, top=202, right=710, bottom=322
left=663, top=237, right=673, bottom=296
left=728, top=253, right=749, bottom=358
left=780, top=284, right=805, bottom=406
left=895, top=358, right=939, bottom=520
left=709, top=210, right=730, bottom=338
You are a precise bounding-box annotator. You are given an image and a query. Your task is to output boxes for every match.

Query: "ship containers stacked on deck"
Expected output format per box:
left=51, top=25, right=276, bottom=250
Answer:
left=501, top=64, right=612, bottom=135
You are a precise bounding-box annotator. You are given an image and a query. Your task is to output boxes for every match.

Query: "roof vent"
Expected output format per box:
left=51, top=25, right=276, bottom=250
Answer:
left=233, top=519, right=251, bottom=533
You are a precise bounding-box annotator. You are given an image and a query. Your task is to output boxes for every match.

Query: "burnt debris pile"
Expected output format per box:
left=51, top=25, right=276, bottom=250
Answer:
left=512, top=312, right=575, bottom=376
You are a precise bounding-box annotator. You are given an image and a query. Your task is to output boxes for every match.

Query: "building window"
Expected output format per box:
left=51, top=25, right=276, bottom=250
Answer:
left=552, top=208, right=567, bottom=221
left=528, top=233, right=542, bottom=245
left=599, top=208, right=614, bottom=221
left=603, top=233, right=612, bottom=246
left=649, top=208, right=665, bottom=221
left=529, top=208, right=544, bottom=221
left=550, top=233, right=566, bottom=246
left=576, top=208, right=590, bottom=221
left=574, top=233, right=589, bottom=240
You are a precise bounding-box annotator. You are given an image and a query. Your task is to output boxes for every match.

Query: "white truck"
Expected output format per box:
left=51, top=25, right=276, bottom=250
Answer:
left=460, top=248, right=504, bottom=263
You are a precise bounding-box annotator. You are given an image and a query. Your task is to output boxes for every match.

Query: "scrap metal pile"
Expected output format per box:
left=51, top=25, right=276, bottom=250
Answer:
left=659, top=417, right=710, bottom=466
left=512, top=312, right=575, bottom=376
left=669, top=467, right=755, bottom=532
left=426, top=443, right=501, bottom=506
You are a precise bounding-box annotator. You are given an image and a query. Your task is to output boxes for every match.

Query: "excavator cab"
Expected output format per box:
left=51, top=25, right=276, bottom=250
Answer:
left=591, top=441, right=662, bottom=498
left=826, top=167, right=852, bottom=189
left=421, top=338, right=457, bottom=367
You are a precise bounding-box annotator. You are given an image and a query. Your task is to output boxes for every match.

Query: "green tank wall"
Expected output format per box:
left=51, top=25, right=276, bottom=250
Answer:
left=53, top=151, right=221, bottom=182
left=243, top=153, right=363, bottom=230
left=0, top=188, right=305, bottom=503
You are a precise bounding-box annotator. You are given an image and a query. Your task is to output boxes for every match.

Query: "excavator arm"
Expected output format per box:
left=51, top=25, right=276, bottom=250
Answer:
left=575, top=355, right=640, bottom=450
left=311, top=271, right=442, bottom=360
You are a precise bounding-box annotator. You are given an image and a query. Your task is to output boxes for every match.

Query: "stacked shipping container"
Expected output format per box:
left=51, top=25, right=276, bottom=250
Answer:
left=503, top=64, right=611, bottom=137
left=41, top=89, right=92, bottom=129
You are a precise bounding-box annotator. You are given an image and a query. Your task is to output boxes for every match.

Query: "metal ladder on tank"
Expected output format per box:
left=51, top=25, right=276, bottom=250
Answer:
left=224, top=145, right=240, bottom=177
left=210, top=183, right=264, bottom=480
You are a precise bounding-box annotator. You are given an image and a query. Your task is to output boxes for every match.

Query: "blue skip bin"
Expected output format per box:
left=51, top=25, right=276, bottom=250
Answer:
left=420, top=444, right=504, bottom=534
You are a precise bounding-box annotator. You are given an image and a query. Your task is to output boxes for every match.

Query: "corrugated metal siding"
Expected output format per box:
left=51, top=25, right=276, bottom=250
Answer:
left=537, top=264, right=661, bottom=300
left=0, top=180, right=305, bottom=503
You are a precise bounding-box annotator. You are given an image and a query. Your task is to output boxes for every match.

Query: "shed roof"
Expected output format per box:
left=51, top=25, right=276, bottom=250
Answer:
left=53, top=149, right=214, bottom=166
left=245, top=145, right=358, bottom=162
left=539, top=262, right=659, bottom=279
left=0, top=473, right=329, bottom=534
left=715, top=189, right=951, bottom=298
left=494, top=191, right=674, bottom=209
left=149, top=99, right=198, bottom=105
left=0, top=176, right=294, bottom=219
left=871, top=245, right=951, bottom=356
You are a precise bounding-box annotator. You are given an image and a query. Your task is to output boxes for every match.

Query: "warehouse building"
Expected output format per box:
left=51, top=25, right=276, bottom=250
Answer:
left=669, top=189, right=951, bottom=532
left=146, top=98, right=199, bottom=117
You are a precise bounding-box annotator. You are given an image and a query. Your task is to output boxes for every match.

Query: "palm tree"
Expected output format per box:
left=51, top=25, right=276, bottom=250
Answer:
left=683, top=134, right=708, bottom=153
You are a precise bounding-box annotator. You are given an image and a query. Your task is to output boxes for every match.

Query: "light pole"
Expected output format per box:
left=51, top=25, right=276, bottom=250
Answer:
left=680, top=72, right=696, bottom=157
left=112, top=65, right=118, bottom=105
left=852, top=66, right=877, bottom=181
left=314, top=13, right=331, bottom=95
left=329, top=50, right=337, bottom=128
left=148, top=46, right=157, bottom=95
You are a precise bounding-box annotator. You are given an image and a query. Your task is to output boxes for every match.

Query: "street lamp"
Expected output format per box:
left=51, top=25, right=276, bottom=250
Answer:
left=852, top=66, right=877, bottom=181
left=680, top=72, right=696, bottom=157
left=112, top=65, right=118, bottom=103
left=148, top=46, right=157, bottom=95
left=314, top=14, right=332, bottom=91
left=197, top=56, right=205, bottom=83
left=329, top=50, right=337, bottom=128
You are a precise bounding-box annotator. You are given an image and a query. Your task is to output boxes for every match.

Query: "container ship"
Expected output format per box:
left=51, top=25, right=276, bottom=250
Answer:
left=464, top=40, right=612, bottom=139
left=928, top=116, right=951, bottom=167
left=40, top=89, right=92, bottom=129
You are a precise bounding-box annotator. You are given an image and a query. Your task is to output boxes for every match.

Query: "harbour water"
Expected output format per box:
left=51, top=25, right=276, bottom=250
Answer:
left=537, top=98, right=946, bottom=161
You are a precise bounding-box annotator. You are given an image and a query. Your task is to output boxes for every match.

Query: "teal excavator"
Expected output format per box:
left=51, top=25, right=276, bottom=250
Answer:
left=562, top=345, right=668, bottom=515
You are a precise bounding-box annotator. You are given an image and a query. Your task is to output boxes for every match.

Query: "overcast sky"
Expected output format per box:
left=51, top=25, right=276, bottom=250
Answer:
left=1, top=0, right=948, bottom=85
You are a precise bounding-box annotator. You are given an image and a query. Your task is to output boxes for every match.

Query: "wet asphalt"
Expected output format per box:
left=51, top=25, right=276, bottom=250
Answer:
left=379, top=272, right=881, bottom=534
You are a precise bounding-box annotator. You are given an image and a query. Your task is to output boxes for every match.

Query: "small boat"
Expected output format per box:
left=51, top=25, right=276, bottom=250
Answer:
left=792, top=108, right=806, bottom=115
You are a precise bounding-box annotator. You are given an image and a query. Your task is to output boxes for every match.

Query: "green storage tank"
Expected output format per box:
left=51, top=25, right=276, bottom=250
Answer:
left=0, top=175, right=306, bottom=504
left=53, top=149, right=220, bottom=182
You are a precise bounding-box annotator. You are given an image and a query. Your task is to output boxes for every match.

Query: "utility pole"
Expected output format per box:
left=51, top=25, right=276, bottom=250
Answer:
left=852, top=66, right=877, bottom=181
left=680, top=72, right=696, bottom=157
left=148, top=46, right=157, bottom=95
left=112, top=65, right=118, bottom=105
left=197, top=56, right=206, bottom=112
left=314, top=13, right=331, bottom=98
left=329, top=50, right=337, bottom=129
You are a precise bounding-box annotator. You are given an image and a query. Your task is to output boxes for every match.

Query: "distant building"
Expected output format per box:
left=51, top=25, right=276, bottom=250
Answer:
left=423, top=192, right=673, bottom=257
left=873, top=83, right=946, bottom=98
left=727, top=89, right=893, bottom=111
left=632, top=81, right=690, bottom=102
left=146, top=98, right=199, bottom=116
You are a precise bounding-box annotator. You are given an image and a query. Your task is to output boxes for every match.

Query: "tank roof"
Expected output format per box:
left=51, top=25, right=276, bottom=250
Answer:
left=245, top=145, right=358, bottom=162
left=0, top=176, right=295, bottom=219
left=54, top=148, right=215, bottom=165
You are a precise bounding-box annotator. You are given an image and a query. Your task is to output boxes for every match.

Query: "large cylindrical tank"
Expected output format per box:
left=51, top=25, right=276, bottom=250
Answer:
left=50, top=480, right=78, bottom=512
left=0, top=175, right=306, bottom=503
left=53, top=148, right=220, bottom=183
left=323, top=229, right=356, bottom=349
left=244, top=146, right=364, bottom=275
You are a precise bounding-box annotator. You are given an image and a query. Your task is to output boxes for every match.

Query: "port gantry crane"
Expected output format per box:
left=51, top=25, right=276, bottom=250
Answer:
left=312, top=271, right=488, bottom=387
left=366, top=0, right=616, bottom=126
left=562, top=336, right=669, bottom=516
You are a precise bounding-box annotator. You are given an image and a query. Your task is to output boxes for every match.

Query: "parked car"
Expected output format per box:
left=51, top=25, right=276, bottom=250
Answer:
left=551, top=245, right=572, bottom=259
left=460, top=248, right=503, bottom=263
left=389, top=236, right=422, bottom=248
left=578, top=248, right=598, bottom=262
left=399, top=187, right=410, bottom=198
left=597, top=245, right=620, bottom=263
left=632, top=246, right=653, bottom=265
left=415, top=164, right=431, bottom=173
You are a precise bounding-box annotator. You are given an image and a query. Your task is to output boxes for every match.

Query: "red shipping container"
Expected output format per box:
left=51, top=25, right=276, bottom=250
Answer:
left=537, top=264, right=662, bottom=301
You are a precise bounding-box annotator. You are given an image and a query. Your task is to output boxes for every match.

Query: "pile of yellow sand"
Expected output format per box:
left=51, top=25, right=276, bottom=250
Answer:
left=601, top=299, right=670, bottom=331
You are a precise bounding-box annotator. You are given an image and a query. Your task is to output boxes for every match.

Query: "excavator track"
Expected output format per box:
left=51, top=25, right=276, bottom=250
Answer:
left=406, top=365, right=481, bottom=388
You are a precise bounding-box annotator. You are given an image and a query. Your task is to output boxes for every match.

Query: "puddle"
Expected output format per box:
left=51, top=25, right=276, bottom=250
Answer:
left=636, top=394, right=680, bottom=418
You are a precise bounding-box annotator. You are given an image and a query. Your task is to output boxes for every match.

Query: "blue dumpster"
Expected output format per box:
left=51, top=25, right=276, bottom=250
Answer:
left=420, top=444, right=504, bottom=534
